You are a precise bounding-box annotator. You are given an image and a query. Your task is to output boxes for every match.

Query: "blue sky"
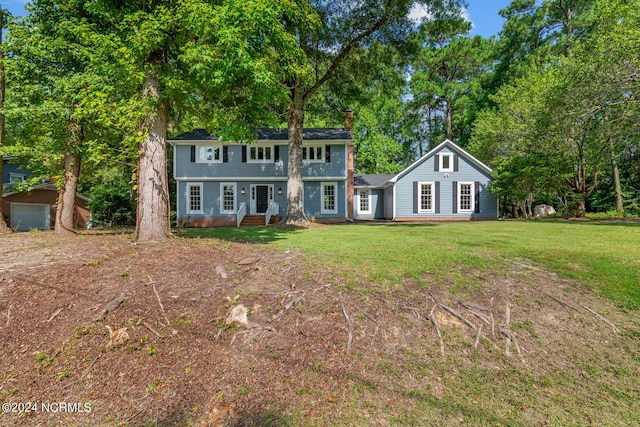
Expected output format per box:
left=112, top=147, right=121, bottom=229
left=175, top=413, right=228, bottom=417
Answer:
left=3, top=0, right=512, bottom=38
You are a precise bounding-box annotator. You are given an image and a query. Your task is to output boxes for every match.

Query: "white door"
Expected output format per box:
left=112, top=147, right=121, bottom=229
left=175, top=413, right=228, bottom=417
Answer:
left=10, top=203, right=50, bottom=231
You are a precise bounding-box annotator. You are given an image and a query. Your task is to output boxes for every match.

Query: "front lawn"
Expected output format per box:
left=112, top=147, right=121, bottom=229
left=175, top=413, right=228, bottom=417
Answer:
left=180, top=220, right=640, bottom=310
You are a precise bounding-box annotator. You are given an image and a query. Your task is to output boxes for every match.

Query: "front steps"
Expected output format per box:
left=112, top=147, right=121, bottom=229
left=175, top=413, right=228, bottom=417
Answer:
left=240, top=214, right=280, bottom=227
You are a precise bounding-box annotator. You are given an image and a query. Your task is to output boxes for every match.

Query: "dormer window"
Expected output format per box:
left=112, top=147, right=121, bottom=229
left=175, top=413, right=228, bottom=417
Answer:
left=440, top=153, right=453, bottom=172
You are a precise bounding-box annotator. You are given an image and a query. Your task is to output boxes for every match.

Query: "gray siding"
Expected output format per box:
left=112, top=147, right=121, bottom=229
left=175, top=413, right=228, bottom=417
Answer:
left=394, top=148, right=497, bottom=219
left=354, top=188, right=385, bottom=219
left=304, top=181, right=347, bottom=219
left=174, top=144, right=346, bottom=179
left=2, top=159, right=32, bottom=185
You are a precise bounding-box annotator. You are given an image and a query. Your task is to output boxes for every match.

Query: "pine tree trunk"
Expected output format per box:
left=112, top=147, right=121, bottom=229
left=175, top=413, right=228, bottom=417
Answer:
left=0, top=9, right=10, bottom=233
left=283, top=86, right=308, bottom=225
left=609, top=138, right=623, bottom=213
left=135, top=72, right=171, bottom=242
left=446, top=100, right=453, bottom=141
left=54, top=121, right=82, bottom=235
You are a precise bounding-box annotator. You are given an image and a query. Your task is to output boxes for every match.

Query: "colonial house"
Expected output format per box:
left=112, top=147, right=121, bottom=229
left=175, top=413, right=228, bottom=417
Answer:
left=170, top=131, right=497, bottom=227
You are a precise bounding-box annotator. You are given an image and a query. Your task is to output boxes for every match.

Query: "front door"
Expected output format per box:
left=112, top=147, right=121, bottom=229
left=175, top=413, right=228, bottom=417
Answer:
left=256, top=186, right=269, bottom=214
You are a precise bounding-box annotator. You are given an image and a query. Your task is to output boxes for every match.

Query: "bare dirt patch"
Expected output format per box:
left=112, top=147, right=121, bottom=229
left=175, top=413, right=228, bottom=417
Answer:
left=0, top=232, right=638, bottom=426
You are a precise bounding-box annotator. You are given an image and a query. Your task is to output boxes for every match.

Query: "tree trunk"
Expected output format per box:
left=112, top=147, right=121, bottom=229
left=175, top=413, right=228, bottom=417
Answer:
left=446, top=99, right=453, bottom=141
left=135, top=72, right=171, bottom=242
left=609, top=138, right=623, bottom=213
left=54, top=121, right=82, bottom=235
left=283, top=85, right=307, bottom=225
left=0, top=9, right=10, bottom=233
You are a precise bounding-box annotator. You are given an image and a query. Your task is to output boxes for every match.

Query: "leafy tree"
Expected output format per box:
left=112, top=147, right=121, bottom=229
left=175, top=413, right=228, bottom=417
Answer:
left=411, top=15, right=493, bottom=146
left=280, top=0, right=464, bottom=224
left=0, top=8, right=10, bottom=233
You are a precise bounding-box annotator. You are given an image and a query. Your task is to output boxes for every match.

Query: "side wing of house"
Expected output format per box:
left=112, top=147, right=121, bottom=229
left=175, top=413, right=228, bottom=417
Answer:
left=391, top=140, right=498, bottom=220
left=171, top=129, right=351, bottom=227
left=353, top=174, right=394, bottom=220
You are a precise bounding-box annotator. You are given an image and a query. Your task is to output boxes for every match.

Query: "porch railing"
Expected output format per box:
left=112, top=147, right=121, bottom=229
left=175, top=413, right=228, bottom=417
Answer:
left=236, top=202, right=247, bottom=227
left=265, top=202, right=279, bottom=226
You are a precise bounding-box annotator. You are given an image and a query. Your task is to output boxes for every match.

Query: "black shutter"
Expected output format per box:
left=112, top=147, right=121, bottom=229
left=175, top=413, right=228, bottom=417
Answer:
left=413, top=181, right=418, bottom=213
left=242, top=145, right=247, bottom=163
left=434, top=154, right=439, bottom=172
left=190, top=145, right=196, bottom=162
left=223, top=146, right=228, bottom=163
left=452, top=181, right=458, bottom=213
left=454, top=155, right=459, bottom=172
left=325, top=145, right=331, bottom=162
left=435, top=181, right=440, bottom=214
left=274, top=145, right=279, bottom=162
left=475, top=181, right=480, bottom=214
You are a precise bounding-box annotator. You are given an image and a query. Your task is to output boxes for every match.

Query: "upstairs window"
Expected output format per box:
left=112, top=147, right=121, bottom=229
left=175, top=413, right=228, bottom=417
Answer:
left=440, top=153, right=453, bottom=172
left=9, top=173, right=27, bottom=184
left=303, top=146, right=325, bottom=162
left=196, top=145, right=222, bottom=163
left=249, top=146, right=272, bottom=162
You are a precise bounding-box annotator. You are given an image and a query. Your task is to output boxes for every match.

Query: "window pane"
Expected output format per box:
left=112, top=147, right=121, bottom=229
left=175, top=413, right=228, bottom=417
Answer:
left=250, top=147, right=257, bottom=160
left=359, top=190, right=369, bottom=212
left=460, top=184, right=472, bottom=210
left=324, top=184, right=335, bottom=211
left=442, top=155, right=450, bottom=170
left=265, top=147, right=271, bottom=160
left=302, top=147, right=307, bottom=160
left=223, top=185, right=235, bottom=211
left=420, top=184, right=432, bottom=211
left=189, top=185, right=201, bottom=212
left=316, top=147, right=322, bottom=160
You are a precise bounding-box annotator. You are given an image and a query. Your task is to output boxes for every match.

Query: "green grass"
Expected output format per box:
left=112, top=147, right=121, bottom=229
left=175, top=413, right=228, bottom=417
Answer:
left=178, top=221, right=640, bottom=310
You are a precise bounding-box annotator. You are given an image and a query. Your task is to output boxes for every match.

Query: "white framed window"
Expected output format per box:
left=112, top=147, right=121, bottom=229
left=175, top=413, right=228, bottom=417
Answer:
left=186, top=183, right=203, bottom=214
left=418, top=182, right=435, bottom=213
left=358, top=189, right=371, bottom=214
left=458, top=182, right=474, bottom=212
left=303, top=146, right=325, bottom=163
left=248, top=145, right=272, bottom=162
left=440, top=153, right=453, bottom=172
left=196, top=145, right=222, bottom=163
left=9, top=173, right=27, bottom=184
left=321, top=182, right=337, bottom=214
left=220, top=182, right=236, bottom=214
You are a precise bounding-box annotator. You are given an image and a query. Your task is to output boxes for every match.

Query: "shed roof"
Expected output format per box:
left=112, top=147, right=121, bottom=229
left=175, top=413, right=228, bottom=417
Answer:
left=354, top=174, right=394, bottom=188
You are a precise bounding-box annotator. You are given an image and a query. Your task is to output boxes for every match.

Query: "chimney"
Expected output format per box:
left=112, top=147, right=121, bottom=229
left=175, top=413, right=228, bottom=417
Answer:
left=344, top=110, right=354, bottom=221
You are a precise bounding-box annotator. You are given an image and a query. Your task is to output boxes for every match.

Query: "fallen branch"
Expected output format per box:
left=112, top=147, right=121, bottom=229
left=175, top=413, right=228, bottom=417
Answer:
left=543, top=292, right=578, bottom=312
left=272, top=292, right=306, bottom=321
left=474, top=325, right=482, bottom=348
left=340, top=294, right=354, bottom=355
left=152, top=284, right=172, bottom=327
left=428, top=304, right=445, bottom=357
left=500, top=328, right=523, bottom=360
left=440, top=303, right=477, bottom=331
left=457, top=301, right=491, bottom=325
left=142, top=321, right=163, bottom=338
left=95, top=293, right=126, bottom=321
left=47, top=307, right=64, bottom=323
left=6, top=305, right=11, bottom=327
left=64, top=353, right=102, bottom=389
left=582, top=305, right=621, bottom=333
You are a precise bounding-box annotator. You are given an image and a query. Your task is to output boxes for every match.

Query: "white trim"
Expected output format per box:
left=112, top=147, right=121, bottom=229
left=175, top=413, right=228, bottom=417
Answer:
left=389, top=139, right=492, bottom=183
left=392, top=184, right=397, bottom=220
left=302, top=145, right=325, bottom=163
left=250, top=184, right=274, bottom=214
left=458, top=182, right=474, bottom=213
left=320, top=182, right=338, bottom=214
left=186, top=182, right=203, bottom=214
left=173, top=176, right=345, bottom=182
left=418, top=181, right=435, bottom=214
left=9, top=172, right=27, bottom=184
left=439, top=153, right=453, bottom=172
left=357, top=189, right=371, bottom=215
left=195, top=144, right=223, bottom=163
left=220, top=182, right=237, bottom=214
left=175, top=181, right=180, bottom=226
left=247, top=145, right=273, bottom=163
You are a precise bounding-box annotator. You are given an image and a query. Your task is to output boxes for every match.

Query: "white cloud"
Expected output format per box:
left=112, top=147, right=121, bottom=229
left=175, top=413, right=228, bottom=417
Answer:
left=408, top=4, right=433, bottom=24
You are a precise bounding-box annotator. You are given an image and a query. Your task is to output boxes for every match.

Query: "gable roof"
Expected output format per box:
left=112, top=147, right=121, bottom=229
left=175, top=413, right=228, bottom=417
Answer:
left=389, top=139, right=492, bottom=183
left=354, top=174, right=394, bottom=188
left=2, top=182, right=90, bottom=201
left=170, top=128, right=351, bottom=143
